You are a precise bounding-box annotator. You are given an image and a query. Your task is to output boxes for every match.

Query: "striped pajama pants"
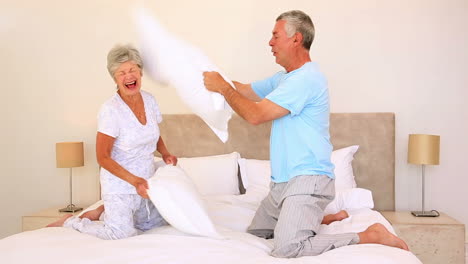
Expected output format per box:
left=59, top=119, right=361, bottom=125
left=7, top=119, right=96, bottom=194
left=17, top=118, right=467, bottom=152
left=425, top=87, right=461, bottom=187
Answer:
left=247, top=175, right=359, bottom=258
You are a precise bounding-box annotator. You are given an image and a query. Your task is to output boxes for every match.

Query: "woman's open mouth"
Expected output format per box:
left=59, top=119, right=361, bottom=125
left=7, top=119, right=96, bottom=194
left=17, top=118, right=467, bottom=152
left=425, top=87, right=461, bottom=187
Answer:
left=125, top=81, right=137, bottom=89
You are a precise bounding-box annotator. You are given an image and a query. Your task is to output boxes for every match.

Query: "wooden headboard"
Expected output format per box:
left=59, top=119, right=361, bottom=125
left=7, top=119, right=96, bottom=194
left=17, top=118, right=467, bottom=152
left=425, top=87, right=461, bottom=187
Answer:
left=159, top=113, right=395, bottom=211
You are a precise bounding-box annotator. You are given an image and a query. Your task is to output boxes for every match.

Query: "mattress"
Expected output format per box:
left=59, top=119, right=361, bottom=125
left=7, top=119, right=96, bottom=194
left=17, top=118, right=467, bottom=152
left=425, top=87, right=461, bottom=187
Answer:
left=0, top=194, right=421, bottom=264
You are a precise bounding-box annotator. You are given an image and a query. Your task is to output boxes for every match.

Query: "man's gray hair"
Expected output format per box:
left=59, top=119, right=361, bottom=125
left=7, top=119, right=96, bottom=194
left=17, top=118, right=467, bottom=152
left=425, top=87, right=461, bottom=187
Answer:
left=276, top=10, right=315, bottom=50
left=107, top=44, right=143, bottom=78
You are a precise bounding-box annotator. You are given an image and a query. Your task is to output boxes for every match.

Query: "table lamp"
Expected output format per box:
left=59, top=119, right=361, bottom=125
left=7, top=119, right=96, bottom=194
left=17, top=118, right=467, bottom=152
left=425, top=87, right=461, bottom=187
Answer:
left=407, top=134, right=440, bottom=217
left=56, top=142, right=84, bottom=212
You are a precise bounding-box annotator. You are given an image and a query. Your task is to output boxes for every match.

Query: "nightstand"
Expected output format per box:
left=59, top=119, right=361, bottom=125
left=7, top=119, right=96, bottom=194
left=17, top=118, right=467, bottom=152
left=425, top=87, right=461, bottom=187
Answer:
left=381, top=211, right=465, bottom=264
left=22, top=206, right=83, bottom=231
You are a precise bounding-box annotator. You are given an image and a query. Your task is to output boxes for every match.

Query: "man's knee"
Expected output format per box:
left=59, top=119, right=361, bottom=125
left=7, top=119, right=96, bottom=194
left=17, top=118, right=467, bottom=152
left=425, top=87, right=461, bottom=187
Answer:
left=272, top=240, right=302, bottom=258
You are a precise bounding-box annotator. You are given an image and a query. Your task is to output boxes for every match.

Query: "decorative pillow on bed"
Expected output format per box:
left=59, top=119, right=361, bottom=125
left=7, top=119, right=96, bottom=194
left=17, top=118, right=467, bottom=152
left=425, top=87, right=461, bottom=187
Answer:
left=147, top=165, right=224, bottom=239
left=238, top=145, right=360, bottom=197
left=175, top=152, right=240, bottom=196
left=331, top=145, right=359, bottom=192
left=323, top=188, right=374, bottom=215
left=238, top=158, right=271, bottom=199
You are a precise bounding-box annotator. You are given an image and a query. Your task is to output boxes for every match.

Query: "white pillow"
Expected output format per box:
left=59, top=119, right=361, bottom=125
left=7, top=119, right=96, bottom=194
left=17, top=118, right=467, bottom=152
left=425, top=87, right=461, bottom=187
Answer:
left=133, top=7, right=233, bottom=142
left=237, top=158, right=373, bottom=214
left=323, top=188, right=374, bottom=215
left=147, top=165, right=224, bottom=239
left=331, top=145, right=359, bottom=192
left=238, top=145, right=359, bottom=199
left=176, top=152, right=240, bottom=196
left=238, top=158, right=271, bottom=200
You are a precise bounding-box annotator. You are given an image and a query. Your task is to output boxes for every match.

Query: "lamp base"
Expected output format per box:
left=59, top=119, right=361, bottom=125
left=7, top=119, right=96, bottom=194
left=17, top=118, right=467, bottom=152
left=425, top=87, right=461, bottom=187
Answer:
left=59, top=204, right=83, bottom=213
left=411, top=210, right=440, bottom=217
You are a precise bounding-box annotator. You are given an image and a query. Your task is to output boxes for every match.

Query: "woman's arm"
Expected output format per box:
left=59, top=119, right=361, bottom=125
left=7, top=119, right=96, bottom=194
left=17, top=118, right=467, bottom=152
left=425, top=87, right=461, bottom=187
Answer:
left=157, top=136, right=178, bottom=165
left=96, top=132, right=149, bottom=198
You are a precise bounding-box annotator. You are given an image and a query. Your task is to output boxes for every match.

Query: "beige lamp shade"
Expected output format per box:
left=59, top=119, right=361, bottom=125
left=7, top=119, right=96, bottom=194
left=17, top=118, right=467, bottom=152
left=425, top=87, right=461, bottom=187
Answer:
left=56, top=142, right=84, bottom=168
left=408, top=134, right=440, bottom=165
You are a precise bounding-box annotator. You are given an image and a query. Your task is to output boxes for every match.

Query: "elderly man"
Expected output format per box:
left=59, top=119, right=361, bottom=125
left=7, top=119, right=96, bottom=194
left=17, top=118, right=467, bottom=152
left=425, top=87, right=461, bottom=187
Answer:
left=203, top=10, right=408, bottom=258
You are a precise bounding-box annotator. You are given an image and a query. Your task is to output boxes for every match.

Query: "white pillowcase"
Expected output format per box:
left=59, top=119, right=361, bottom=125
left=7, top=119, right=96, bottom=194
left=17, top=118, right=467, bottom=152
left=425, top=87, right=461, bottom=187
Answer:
left=133, top=7, right=233, bottom=142
left=238, top=158, right=271, bottom=199
left=147, top=165, right=224, bottom=239
left=331, top=145, right=359, bottom=193
left=237, top=157, right=373, bottom=214
left=238, top=145, right=361, bottom=207
left=323, top=188, right=374, bottom=215
left=175, top=152, right=240, bottom=196
left=239, top=145, right=359, bottom=196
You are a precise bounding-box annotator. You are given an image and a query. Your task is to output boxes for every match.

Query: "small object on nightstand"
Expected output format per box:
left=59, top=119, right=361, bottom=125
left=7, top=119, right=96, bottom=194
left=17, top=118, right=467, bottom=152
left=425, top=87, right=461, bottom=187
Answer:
left=407, top=134, right=440, bottom=217
left=411, top=209, right=439, bottom=217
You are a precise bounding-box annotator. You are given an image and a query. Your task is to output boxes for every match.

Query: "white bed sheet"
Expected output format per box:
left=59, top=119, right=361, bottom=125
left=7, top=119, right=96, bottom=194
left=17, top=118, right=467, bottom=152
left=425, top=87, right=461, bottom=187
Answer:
left=0, top=195, right=421, bottom=264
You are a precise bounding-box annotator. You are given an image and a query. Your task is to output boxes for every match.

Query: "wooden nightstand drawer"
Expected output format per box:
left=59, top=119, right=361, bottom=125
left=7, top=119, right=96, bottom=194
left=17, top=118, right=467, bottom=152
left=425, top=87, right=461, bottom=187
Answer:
left=381, top=211, right=465, bottom=264
left=22, top=207, right=84, bottom=231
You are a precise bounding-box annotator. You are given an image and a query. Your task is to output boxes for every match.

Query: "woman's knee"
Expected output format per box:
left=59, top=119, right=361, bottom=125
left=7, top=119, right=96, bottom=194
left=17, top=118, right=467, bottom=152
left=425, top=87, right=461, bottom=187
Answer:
left=106, top=225, right=138, bottom=240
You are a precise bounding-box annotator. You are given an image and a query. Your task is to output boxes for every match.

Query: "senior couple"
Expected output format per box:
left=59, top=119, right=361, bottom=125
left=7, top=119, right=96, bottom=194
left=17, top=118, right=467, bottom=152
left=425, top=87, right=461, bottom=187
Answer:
left=48, top=10, right=408, bottom=258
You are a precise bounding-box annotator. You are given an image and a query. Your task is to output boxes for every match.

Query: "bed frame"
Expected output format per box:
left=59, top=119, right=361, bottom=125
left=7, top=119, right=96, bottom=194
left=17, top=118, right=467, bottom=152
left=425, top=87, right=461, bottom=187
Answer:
left=159, top=113, right=395, bottom=211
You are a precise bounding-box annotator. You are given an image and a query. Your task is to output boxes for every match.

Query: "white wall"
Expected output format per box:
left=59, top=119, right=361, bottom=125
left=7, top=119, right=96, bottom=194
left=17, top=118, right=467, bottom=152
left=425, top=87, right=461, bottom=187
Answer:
left=1, top=0, right=467, bottom=240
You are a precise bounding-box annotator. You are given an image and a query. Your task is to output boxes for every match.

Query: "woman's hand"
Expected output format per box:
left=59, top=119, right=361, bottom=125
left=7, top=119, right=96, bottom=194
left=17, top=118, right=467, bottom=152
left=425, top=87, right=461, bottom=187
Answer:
left=162, top=154, right=178, bottom=165
left=132, top=177, right=149, bottom=199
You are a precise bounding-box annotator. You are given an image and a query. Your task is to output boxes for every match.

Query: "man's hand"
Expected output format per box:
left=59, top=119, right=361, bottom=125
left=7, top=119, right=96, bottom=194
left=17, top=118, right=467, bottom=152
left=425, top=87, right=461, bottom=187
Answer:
left=162, top=154, right=178, bottom=165
left=203, top=71, right=231, bottom=94
left=133, top=177, right=149, bottom=199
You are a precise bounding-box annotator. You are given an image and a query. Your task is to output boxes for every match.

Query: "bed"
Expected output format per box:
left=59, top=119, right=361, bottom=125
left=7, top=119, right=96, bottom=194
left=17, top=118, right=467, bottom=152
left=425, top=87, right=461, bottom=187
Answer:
left=0, top=113, right=421, bottom=264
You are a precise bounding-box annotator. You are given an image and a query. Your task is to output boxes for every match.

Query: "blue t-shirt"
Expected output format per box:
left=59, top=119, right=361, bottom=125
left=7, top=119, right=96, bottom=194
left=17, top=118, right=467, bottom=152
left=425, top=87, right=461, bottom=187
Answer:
left=252, top=62, right=334, bottom=183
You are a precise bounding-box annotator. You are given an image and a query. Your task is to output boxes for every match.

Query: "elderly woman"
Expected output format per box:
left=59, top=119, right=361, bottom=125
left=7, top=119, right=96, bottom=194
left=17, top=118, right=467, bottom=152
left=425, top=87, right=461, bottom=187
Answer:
left=47, top=44, right=177, bottom=240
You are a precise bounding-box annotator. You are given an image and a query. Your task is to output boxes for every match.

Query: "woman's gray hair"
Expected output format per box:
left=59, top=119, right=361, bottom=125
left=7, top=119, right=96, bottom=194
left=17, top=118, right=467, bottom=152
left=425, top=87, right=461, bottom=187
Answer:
left=106, top=44, right=144, bottom=78
left=276, top=10, right=315, bottom=50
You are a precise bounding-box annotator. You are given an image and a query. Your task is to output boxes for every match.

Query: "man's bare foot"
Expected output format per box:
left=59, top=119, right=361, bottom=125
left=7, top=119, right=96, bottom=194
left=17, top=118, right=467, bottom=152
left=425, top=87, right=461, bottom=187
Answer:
left=358, top=223, right=409, bottom=251
left=46, top=214, right=73, bottom=227
left=80, top=205, right=104, bottom=221
left=322, top=210, right=349, bottom=225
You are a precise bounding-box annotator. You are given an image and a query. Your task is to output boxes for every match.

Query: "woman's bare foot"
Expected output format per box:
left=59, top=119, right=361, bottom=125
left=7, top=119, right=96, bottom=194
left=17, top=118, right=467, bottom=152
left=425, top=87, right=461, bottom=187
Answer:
left=46, top=214, right=73, bottom=227
left=358, top=223, right=409, bottom=251
left=80, top=205, right=104, bottom=221
left=322, top=210, right=349, bottom=225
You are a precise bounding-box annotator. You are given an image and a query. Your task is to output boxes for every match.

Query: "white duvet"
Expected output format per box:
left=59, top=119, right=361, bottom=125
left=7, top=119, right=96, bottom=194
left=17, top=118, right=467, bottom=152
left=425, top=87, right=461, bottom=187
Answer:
left=0, top=195, right=421, bottom=264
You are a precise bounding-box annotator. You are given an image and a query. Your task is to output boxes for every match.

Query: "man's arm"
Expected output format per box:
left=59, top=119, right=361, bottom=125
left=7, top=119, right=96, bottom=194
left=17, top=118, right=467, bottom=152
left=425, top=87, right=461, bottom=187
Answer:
left=204, top=72, right=289, bottom=125
left=232, top=81, right=262, bottom=102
